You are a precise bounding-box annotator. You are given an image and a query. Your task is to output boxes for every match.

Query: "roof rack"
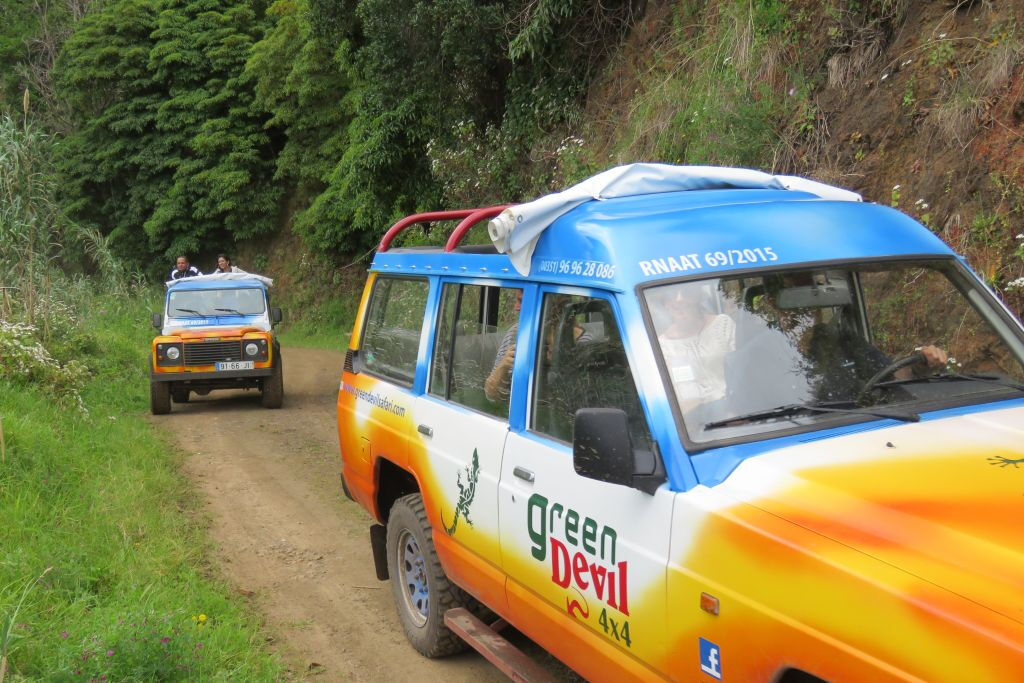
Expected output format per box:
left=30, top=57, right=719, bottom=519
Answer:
left=377, top=205, right=510, bottom=253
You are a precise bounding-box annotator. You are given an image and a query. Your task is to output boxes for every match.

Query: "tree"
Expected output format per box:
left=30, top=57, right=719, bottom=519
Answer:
left=57, top=0, right=279, bottom=262
left=298, top=0, right=508, bottom=252
left=246, top=0, right=353, bottom=206
left=56, top=0, right=165, bottom=258
left=145, top=0, right=280, bottom=257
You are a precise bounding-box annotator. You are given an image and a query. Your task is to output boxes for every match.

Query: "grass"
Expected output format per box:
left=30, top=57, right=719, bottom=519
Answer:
left=0, top=295, right=281, bottom=680
left=597, top=0, right=806, bottom=171
left=276, top=295, right=356, bottom=351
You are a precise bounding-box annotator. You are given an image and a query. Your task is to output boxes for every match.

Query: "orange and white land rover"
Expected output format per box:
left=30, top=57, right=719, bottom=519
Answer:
left=150, top=273, right=283, bottom=414
left=336, top=165, right=1024, bottom=682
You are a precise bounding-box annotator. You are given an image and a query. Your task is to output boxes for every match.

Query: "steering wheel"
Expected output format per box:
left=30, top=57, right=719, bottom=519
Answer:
left=856, top=351, right=926, bottom=405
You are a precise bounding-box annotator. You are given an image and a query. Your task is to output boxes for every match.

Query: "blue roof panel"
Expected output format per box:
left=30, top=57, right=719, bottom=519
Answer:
left=369, top=190, right=953, bottom=289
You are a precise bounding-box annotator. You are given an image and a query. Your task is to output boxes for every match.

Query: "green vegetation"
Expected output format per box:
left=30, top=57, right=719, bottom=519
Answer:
left=0, top=0, right=1019, bottom=290
left=56, top=0, right=279, bottom=266
left=1, top=101, right=278, bottom=680
left=276, top=294, right=354, bottom=350
left=0, top=297, right=281, bottom=680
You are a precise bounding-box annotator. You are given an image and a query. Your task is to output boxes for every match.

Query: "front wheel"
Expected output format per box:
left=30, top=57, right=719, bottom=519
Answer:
left=150, top=380, right=171, bottom=415
left=386, top=494, right=469, bottom=657
left=261, top=351, right=283, bottom=409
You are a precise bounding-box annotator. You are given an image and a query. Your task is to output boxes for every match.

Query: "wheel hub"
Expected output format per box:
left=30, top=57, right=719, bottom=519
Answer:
left=397, top=529, right=429, bottom=627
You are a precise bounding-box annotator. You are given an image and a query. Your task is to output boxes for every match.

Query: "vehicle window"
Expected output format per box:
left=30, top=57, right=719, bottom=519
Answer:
left=532, top=293, right=654, bottom=451
left=645, top=261, right=1024, bottom=446
left=361, top=277, right=429, bottom=386
left=429, top=283, right=458, bottom=398
left=430, top=283, right=522, bottom=419
left=167, top=288, right=266, bottom=316
left=860, top=268, right=1023, bottom=379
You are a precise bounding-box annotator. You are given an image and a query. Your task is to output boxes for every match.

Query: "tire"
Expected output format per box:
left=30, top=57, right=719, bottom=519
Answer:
left=261, top=351, right=284, bottom=409
left=386, top=493, right=470, bottom=657
left=150, top=380, right=171, bottom=415
left=171, top=386, right=190, bottom=403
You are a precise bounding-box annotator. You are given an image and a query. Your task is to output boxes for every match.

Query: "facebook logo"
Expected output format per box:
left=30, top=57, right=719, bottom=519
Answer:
left=699, top=638, right=722, bottom=679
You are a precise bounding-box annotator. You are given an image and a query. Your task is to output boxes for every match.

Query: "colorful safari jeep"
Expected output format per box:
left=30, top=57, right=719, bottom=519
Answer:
left=336, top=165, right=1024, bottom=682
left=150, top=273, right=283, bottom=414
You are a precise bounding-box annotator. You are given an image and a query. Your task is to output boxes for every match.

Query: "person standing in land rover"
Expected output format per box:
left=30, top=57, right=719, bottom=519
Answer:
left=213, top=253, right=243, bottom=273
left=168, top=256, right=201, bottom=281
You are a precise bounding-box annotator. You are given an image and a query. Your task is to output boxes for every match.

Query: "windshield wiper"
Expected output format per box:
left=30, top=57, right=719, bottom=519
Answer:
left=875, top=372, right=1024, bottom=392
left=213, top=307, right=245, bottom=316
left=705, top=401, right=919, bottom=430
left=173, top=307, right=206, bottom=317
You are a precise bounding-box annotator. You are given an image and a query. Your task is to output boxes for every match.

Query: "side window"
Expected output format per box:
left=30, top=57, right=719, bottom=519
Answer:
left=429, top=283, right=522, bottom=420
left=532, top=293, right=653, bottom=450
left=360, top=277, right=429, bottom=386
left=429, top=283, right=458, bottom=398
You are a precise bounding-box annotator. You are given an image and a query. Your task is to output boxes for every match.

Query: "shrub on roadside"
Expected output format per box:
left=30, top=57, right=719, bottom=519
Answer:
left=0, top=319, right=90, bottom=415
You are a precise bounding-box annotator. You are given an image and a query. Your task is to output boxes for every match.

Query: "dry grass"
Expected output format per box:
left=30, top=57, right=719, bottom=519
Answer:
left=827, top=38, right=884, bottom=90
left=928, top=27, right=1022, bottom=147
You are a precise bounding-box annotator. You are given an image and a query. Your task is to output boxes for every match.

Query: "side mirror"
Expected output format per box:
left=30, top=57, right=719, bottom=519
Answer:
left=270, top=307, right=283, bottom=324
left=152, top=313, right=163, bottom=330
left=573, top=408, right=664, bottom=495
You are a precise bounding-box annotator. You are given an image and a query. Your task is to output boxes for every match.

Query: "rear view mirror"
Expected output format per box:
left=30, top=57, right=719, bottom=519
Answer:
left=270, top=307, right=283, bottom=324
left=152, top=313, right=163, bottom=330
left=777, top=281, right=851, bottom=309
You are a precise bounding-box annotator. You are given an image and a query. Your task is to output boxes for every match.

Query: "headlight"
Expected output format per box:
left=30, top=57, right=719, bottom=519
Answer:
left=156, top=342, right=183, bottom=366
left=245, top=342, right=259, bottom=356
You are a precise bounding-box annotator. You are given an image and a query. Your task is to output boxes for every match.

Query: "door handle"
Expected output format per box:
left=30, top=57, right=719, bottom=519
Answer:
left=417, top=424, right=433, bottom=437
left=513, top=466, right=535, bottom=483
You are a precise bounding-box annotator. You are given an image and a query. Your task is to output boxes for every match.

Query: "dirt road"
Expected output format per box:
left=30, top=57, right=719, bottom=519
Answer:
left=161, top=347, right=569, bottom=681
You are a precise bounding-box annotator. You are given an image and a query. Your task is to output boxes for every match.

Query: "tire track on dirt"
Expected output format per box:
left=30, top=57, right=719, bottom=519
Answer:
left=159, top=347, right=507, bottom=681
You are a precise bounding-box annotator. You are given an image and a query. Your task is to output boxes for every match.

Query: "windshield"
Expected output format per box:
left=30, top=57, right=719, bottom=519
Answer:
left=644, top=260, right=1024, bottom=446
left=167, top=288, right=266, bottom=317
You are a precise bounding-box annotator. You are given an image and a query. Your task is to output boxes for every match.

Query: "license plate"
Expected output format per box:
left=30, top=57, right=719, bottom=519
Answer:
left=216, top=361, right=254, bottom=371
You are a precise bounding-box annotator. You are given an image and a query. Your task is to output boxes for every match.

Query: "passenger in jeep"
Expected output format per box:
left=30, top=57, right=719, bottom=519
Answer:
left=169, top=256, right=201, bottom=281
left=484, top=289, right=523, bottom=403
left=213, top=253, right=243, bottom=273
left=656, top=287, right=736, bottom=412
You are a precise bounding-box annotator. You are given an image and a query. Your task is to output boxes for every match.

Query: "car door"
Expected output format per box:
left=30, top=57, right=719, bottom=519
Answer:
left=498, top=287, right=674, bottom=681
left=339, top=275, right=429, bottom=511
left=413, top=280, right=523, bottom=610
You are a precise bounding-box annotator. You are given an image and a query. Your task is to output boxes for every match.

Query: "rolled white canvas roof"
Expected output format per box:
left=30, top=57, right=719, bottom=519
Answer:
left=487, top=163, right=862, bottom=275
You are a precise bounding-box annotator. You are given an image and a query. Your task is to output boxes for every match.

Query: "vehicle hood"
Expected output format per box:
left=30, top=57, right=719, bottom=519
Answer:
left=722, top=404, right=1024, bottom=624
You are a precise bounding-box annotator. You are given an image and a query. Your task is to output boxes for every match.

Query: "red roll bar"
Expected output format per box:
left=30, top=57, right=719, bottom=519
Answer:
left=444, top=205, right=511, bottom=252
left=377, top=205, right=512, bottom=253
left=377, top=210, right=475, bottom=252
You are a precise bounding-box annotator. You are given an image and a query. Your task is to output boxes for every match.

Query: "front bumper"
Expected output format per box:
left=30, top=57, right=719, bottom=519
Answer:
left=150, top=368, right=273, bottom=382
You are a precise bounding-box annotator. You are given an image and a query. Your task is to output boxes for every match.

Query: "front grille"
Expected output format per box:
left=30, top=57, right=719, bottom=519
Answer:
left=184, top=340, right=243, bottom=366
